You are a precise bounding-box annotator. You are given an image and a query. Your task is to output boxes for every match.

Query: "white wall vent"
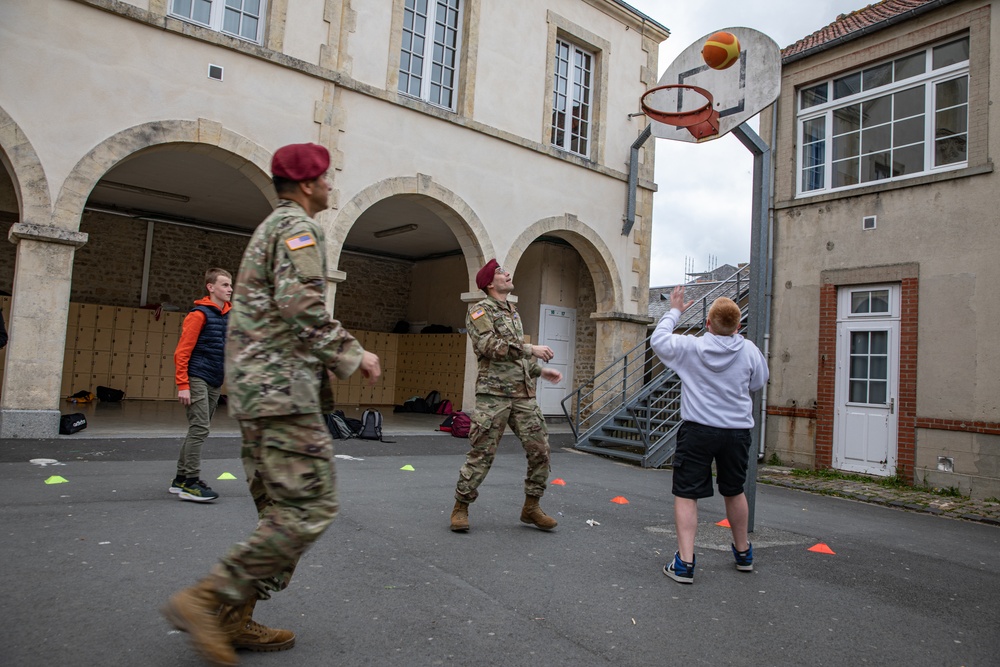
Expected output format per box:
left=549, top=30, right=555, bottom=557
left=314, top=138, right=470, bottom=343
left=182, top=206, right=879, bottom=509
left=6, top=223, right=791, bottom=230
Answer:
left=862, top=215, right=876, bottom=230
left=208, top=64, right=224, bottom=81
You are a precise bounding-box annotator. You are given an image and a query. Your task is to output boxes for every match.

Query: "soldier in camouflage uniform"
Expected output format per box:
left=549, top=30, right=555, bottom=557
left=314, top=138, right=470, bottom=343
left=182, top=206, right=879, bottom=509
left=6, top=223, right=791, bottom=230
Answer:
left=450, top=259, right=564, bottom=533
left=162, top=143, right=381, bottom=667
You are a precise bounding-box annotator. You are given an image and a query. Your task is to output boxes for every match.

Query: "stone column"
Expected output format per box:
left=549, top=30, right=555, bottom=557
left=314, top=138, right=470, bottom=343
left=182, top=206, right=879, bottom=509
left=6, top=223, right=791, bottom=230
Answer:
left=590, top=311, right=654, bottom=384
left=0, top=223, right=87, bottom=438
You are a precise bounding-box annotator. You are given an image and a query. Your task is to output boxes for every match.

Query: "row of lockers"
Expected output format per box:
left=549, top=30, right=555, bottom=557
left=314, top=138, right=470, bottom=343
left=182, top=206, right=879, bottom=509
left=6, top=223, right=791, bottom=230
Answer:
left=66, top=303, right=186, bottom=332
left=66, top=350, right=176, bottom=378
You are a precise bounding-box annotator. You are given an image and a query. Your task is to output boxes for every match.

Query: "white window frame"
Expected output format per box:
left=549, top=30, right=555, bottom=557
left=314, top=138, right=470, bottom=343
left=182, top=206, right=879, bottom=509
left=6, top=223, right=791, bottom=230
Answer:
left=551, top=39, right=594, bottom=158
left=397, top=0, right=463, bottom=112
left=796, top=38, right=969, bottom=197
left=168, top=0, right=266, bottom=44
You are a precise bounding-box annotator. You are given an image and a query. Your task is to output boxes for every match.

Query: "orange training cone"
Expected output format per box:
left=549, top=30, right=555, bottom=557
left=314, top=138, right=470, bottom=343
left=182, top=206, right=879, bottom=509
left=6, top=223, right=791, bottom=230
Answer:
left=611, top=496, right=629, bottom=505
left=551, top=478, right=566, bottom=486
left=808, top=543, right=836, bottom=554
left=716, top=518, right=731, bottom=527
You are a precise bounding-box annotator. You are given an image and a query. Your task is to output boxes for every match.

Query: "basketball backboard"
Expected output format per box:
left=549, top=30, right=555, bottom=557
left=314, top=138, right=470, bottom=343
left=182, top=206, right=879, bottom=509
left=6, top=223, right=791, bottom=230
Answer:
left=646, top=27, right=781, bottom=143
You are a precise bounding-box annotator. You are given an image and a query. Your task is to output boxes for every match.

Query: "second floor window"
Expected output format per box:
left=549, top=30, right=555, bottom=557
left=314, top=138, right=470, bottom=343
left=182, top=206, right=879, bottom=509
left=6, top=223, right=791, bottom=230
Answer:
left=398, top=0, right=462, bottom=111
left=170, top=0, right=265, bottom=43
left=797, top=37, right=969, bottom=196
left=551, top=39, right=593, bottom=158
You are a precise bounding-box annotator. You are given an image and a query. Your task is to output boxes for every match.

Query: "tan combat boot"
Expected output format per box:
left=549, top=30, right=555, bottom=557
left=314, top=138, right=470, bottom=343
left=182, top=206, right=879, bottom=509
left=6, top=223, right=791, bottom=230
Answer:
left=520, top=495, right=557, bottom=530
left=450, top=500, right=470, bottom=532
left=219, top=598, right=296, bottom=652
left=161, top=579, right=239, bottom=667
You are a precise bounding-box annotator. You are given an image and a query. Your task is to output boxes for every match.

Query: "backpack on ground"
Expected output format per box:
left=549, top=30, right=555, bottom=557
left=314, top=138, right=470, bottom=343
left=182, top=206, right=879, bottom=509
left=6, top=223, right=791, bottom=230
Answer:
left=449, top=411, right=471, bottom=438
left=59, top=412, right=88, bottom=435
left=425, top=390, right=441, bottom=410
left=434, top=399, right=453, bottom=415
left=324, top=413, right=354, bottom=440
left=358, top=409, right=383, bottom=440
left=96, top=385, right=125, bottom=402
left=438, top=414, right=454, bottom=432
left=67, top=390, right=94, bottom=404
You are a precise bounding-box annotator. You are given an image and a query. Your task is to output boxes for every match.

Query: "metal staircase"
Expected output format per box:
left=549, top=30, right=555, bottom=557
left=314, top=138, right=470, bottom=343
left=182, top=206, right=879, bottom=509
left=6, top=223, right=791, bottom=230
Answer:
left=561, top=266, right=751, bottom=468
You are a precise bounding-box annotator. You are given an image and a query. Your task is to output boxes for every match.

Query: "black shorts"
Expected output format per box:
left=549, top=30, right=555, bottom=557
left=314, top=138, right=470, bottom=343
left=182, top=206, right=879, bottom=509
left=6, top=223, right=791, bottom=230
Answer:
left=671, top=421, right=752, bottom=499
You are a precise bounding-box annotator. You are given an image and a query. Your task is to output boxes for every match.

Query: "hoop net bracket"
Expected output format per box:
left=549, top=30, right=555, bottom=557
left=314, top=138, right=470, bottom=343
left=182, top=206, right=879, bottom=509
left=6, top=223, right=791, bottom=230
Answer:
left=640, top=84, right=720, bottom=141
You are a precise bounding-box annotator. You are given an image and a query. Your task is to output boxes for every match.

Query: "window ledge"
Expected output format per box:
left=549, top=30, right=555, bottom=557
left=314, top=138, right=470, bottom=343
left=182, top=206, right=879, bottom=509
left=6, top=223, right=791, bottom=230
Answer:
left=777, top=162, right=994, bottom=210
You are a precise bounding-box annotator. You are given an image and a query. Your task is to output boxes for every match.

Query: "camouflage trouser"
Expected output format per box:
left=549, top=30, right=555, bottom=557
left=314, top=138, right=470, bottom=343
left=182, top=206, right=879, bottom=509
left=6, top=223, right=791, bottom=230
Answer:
left=210, top=413, right=338, bottom=604
left=454, top=394, right=550, bottom=503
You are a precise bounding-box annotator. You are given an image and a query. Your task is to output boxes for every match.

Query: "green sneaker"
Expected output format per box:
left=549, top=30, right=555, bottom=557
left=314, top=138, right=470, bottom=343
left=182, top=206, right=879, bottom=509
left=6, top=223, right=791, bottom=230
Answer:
left=178, top=478, right=219, bottom=503
left=169, top=476, right=185, bottom=495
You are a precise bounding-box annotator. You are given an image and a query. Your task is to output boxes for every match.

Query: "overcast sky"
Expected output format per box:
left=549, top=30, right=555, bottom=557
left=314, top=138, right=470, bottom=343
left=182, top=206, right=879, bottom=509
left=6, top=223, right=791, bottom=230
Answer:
left=623, top=0, right=868, bottom=286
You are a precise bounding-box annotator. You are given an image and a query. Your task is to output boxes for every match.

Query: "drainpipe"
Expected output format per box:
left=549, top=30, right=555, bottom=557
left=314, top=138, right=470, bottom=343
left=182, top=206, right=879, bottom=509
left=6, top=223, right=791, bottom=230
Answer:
left=622, top=124, right=652, bottom=236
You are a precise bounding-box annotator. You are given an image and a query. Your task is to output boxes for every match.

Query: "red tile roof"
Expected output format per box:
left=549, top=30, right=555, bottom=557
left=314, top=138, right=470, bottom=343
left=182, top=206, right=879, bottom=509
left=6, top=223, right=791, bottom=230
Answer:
left=782, top=0, right=949, bottom=61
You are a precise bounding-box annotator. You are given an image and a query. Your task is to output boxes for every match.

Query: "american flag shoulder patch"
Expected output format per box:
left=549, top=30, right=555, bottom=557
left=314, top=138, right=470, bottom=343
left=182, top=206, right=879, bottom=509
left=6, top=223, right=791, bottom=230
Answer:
left=470, top=307, right=485, bottom=320
left=285, top=233, right=316, bottom=251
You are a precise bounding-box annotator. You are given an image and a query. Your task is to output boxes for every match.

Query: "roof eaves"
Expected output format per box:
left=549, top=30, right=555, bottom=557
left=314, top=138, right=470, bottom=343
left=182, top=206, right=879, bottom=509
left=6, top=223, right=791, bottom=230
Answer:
left=783, top=0, right=961, bottom=65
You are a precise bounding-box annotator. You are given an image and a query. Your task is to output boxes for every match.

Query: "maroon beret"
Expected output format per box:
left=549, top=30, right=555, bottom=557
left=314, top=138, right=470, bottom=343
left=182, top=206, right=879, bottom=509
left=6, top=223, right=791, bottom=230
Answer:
left=476, top=259, right=499, bottom=290
left=271, top=143, right=330, bottom=181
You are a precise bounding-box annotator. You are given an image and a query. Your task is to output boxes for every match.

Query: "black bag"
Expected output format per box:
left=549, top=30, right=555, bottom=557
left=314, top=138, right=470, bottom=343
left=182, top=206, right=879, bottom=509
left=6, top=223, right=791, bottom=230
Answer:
left=324, top=413, right=354, bottom=440
left=59, top=413, right=88, bottom=435
left=424, top=390, right=441, bottom=410
left=358, top=409, right=383, bottom=440
left=96, top=385, right=125, bottom=402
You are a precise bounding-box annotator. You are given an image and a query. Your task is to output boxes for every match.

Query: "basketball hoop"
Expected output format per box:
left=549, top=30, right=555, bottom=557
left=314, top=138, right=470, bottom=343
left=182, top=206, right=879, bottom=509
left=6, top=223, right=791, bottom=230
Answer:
left=640, top=84, right=720, bottom=141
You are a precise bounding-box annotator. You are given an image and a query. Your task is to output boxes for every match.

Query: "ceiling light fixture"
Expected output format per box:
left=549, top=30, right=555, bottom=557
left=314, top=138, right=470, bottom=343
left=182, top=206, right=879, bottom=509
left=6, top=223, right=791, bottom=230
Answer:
left=94, top=180, right=191, bottom=203
left=373, top=223, right=419, bottom=238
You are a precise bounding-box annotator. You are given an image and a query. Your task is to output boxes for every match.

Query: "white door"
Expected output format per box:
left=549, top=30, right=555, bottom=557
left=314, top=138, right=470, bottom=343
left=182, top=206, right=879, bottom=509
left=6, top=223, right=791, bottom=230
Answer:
left=833, top=286, right=900, bottom=476
left=536, top=305, right=576, bottom=416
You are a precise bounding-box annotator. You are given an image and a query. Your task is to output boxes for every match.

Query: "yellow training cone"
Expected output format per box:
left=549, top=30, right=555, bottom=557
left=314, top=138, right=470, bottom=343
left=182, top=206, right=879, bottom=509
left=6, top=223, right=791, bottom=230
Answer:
left=400, top=465, right=415, bottom=471
left=217, top=472, right=238, bottom=480
left=44, top=476, right=69, bottom=485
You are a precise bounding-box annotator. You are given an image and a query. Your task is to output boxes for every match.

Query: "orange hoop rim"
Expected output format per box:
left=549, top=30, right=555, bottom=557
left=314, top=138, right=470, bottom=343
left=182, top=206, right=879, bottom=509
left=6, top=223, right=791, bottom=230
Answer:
left=640, top=84, right=716, bottom=127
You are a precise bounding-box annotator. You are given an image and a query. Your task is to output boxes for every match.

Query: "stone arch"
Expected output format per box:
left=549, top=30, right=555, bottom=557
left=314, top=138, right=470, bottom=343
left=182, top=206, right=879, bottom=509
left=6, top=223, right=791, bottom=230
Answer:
left=504, top=214, right=622, bottom=313
left=329, top=174, right=493, bottom=289
left=51, top=119, right=274, bottom=231
left=0, top=105, right=52, bottom=224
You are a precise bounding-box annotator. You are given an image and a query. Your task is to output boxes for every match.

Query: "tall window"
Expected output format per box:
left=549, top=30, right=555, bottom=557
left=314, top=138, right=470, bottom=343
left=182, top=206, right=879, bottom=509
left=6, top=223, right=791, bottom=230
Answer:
left=398, top=0, right=462, bottom=111
left=796, top=37, right=969, bottom=195
left=551, top=39, right=593, bottom=157
left=169, top=0, right=265, bottom=43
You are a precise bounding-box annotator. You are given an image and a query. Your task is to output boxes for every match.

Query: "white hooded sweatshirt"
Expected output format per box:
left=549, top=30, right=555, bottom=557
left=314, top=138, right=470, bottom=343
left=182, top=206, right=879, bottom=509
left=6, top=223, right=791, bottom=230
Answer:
left=650, top=308, right=769, bottom=429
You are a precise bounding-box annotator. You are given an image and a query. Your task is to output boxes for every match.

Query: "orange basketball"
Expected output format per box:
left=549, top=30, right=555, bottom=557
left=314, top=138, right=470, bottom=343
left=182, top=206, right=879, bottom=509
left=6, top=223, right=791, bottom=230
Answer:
left=701, top=31, right=741, bottom=70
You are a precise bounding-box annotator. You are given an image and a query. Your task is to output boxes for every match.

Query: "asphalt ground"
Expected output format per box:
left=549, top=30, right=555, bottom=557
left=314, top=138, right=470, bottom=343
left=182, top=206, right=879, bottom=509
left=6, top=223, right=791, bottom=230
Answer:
left=2, top=433, right=998, bottom=666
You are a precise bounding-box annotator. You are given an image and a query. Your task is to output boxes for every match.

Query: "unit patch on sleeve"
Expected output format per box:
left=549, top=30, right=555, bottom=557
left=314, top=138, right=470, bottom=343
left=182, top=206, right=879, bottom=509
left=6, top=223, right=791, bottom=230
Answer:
left=470, top=308, right=485, bottom=320
left=285, top=233, right=316, bottom=251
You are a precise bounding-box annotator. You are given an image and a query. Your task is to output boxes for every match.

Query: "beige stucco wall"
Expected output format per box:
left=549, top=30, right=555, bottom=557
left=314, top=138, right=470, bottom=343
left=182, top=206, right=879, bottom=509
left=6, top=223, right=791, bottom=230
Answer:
left=0, top=0, right=665, bottom=436
left=762, top=0, right=1000, bottom=494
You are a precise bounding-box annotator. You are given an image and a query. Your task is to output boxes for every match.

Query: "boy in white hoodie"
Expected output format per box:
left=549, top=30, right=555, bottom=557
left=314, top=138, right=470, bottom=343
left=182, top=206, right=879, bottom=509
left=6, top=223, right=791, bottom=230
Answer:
left=650, top=286, right=769, bottom=584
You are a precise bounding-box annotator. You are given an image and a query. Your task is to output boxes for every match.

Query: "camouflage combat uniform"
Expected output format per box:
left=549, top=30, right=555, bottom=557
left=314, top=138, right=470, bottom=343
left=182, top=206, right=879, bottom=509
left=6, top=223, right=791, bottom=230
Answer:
left=210, top=199, right=366, bottom=604
left=454, top=295, right=551, bottom=503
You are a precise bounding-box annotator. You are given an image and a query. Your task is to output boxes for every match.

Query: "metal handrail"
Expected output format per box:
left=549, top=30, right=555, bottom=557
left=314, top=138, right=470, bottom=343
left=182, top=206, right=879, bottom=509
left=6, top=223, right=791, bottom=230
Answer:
left=562, top=265, right=752, bottom=451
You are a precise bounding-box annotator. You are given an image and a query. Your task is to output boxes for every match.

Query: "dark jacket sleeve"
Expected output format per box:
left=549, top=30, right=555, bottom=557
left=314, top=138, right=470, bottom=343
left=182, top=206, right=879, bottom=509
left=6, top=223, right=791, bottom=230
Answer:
left=0, top=311, right=7, bottom=350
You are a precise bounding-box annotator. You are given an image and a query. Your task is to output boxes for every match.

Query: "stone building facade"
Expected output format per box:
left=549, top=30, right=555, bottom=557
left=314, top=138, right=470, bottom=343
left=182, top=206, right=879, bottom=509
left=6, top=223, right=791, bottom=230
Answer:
left=760, top=0, right=1000, bottom=497
left=0, top=0, right=668, bottom=436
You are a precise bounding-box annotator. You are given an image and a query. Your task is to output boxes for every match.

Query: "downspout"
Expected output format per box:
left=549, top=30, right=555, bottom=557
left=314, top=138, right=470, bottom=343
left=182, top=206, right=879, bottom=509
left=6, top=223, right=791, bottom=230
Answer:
left=759, top=106, right=778, bottom=460
left=622, top=124, right=652, bottom=236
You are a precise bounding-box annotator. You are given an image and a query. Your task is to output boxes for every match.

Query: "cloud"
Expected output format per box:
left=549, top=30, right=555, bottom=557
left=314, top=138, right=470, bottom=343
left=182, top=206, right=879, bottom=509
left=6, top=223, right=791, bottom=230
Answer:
left=624, top=0, right=865, bottom=284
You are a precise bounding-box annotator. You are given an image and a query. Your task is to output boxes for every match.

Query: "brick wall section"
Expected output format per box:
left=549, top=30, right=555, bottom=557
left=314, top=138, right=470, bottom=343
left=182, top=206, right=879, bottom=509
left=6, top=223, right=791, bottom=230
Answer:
left=146, top=222, right=246, bottom=308
left=897, top=276, right=919, bottom=476
left=334, top=252, right=411, bottom=332
left=815, top=284, right=837, bottom=467
left=573, top=260, right=597, bottom=396
left=768, top=406, right=818, bottom=419
left=815, top=278, right=919, bottom=478
left=914, top=418, right=1000, bottom=436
